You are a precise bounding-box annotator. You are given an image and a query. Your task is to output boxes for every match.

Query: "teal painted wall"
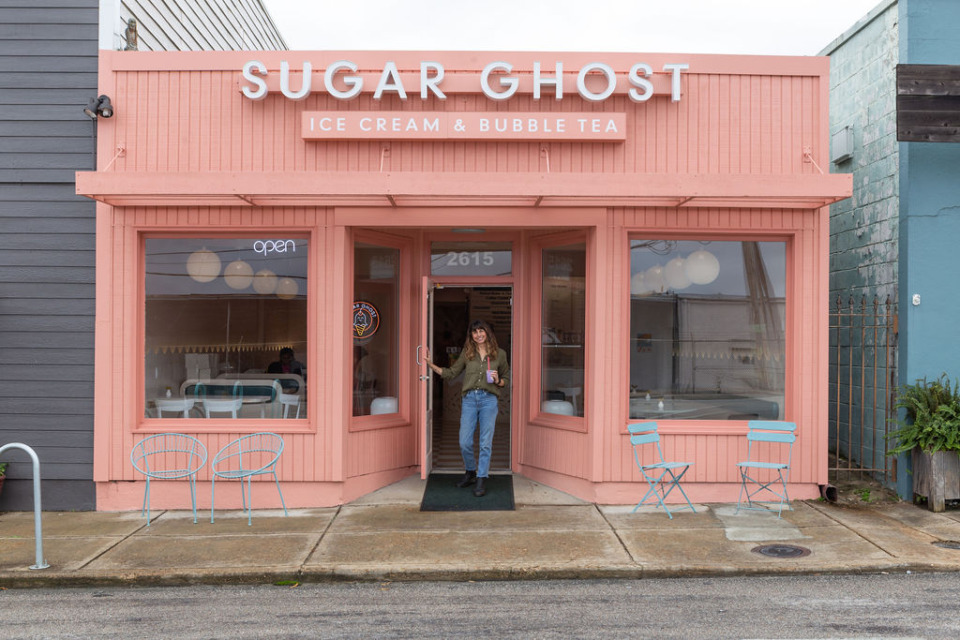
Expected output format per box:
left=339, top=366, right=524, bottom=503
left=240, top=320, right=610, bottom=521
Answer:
left=897, top=0, right=960, bottom=497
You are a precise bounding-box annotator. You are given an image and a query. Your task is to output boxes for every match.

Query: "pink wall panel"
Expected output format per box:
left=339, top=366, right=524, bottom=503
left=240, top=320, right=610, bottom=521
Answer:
left=89, top=52, right=841, bottom=507
left=104, top=59, right=825, bottom=178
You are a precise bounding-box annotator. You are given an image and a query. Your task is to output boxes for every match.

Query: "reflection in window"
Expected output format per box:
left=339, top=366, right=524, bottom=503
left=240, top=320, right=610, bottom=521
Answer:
left=541, top=243, right=586, bottom=417
left=353, top=243, right=400, bottom=416
left=629, top=240, right=785, bottom=421
left=144, top=238, right=308, bottom=419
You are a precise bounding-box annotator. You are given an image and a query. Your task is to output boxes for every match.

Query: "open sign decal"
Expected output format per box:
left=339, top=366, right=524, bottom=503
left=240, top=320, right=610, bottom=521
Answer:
left=253, top=239, right=297, bottom=256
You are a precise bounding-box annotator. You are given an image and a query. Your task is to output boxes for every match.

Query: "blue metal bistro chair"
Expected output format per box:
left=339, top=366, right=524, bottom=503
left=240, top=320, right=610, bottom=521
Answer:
left=628, top=422, right=696, bottom=519
left=130, top=433, right=208, bottom=525
left=210, top=432, right=288, bottom=526
left=736, top=420, right=797, bottom=517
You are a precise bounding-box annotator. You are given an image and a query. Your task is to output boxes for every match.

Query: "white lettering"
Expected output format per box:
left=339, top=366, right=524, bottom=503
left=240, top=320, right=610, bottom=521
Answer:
left=241, top=60, right=268, bottom=100
left=359, top=117, right=372, bottom=131
left=628, top=63, right=654, bottom=102
left=376, top=117, right=387, bottom=131
left=663, top=63, right=689, bottom=102
left=253, top=240, right=297, bottom=256
left=280, top=61, right=311, bottom=100
left=319, top=117, right=332, bottom=131
left=605, top=119, right=618, bottom=133
left=324, top=60, right=362, bottom=100
left=248, top=59, right=690, bottom=103
left=423, top=118, right=439, bottom=132
left=533, top=62, right=563, bottom=100
left=374, top=61, right=407, bottom=100
left=480, top=62, right=518, bottom=101
left=495, top=118, right=507, bottom=132
left=420, top=61, right=446, bottom=99
left=513, top=118, right=523, bottom=132
left=577, top=62, right=616, bottom=102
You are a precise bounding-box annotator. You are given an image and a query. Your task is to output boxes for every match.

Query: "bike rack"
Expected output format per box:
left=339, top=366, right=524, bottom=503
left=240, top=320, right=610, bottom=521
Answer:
left=0, top=443, right=49, bottom=570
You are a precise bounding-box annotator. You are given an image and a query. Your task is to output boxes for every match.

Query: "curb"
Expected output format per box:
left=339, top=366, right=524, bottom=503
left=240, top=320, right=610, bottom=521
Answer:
left=2, top=562, right=956, bottom=589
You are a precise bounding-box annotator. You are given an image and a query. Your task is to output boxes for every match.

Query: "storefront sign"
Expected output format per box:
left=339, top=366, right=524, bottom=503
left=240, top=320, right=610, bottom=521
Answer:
left=353, top=301, right=380, bottom=339
left=302, top=111, right=626, bottom=142
left=241, top=60, right=688, bottom=103
left=253, top=239, right=296, bottom=255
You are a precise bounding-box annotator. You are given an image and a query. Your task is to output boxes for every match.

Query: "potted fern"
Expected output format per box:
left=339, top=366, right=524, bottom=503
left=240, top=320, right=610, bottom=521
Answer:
left=887, top=374, right=960, bottom=511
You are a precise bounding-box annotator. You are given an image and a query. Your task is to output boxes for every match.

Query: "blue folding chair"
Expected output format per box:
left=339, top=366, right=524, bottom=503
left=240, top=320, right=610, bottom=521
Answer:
left=210, top=432, right=288, bottom=526
left=628, top=422, right=696, bottom=518
left=130, top=433, right=207, bottom=525
left=736, top=420, right=797, bottom=517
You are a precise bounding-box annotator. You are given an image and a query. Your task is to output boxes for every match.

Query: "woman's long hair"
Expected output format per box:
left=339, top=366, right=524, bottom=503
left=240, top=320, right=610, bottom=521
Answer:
left=461, top=319, right=499, bottom=361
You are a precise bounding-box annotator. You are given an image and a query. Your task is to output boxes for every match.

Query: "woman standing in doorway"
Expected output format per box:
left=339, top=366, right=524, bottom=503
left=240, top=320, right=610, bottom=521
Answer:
left=426, top=320, right=510, bottom=497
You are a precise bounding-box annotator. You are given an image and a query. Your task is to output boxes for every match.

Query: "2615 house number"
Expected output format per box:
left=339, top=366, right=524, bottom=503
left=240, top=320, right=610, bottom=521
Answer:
left=445, top=251, right=494, bottom=267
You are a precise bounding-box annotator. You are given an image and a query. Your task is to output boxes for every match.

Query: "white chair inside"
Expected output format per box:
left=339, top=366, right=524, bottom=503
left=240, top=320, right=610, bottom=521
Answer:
left=279, top=392, right=301, bottom=418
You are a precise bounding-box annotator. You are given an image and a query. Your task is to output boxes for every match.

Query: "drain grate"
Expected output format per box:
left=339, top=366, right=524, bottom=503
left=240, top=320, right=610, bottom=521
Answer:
left=751, top=544, right=811, bottom=558
left=933, top=540, right=960, bottom=550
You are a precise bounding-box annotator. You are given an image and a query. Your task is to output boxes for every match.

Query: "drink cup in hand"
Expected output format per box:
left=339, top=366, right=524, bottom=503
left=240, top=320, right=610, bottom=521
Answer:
left=486, top=369, right=496, bottom=384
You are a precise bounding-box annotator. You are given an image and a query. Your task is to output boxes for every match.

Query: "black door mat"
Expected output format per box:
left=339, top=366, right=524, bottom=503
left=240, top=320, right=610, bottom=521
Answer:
left=420, top=473, right=515, bottom=511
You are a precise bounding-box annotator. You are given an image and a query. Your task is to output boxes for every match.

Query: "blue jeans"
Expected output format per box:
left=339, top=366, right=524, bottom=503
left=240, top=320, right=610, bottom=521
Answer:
left=460, top=389, right=498, bottom=478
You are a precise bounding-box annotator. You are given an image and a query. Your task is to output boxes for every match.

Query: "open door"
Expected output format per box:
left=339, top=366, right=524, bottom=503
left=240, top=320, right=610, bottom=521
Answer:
left=418, top=276, right=434, bottom=479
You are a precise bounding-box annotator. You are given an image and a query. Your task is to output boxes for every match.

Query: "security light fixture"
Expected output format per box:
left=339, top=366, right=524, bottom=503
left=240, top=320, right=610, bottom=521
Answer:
left=84, top=95, right=114, bottom=119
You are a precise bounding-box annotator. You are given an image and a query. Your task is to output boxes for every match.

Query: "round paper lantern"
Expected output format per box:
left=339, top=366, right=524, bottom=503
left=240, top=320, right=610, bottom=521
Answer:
left=664, top=256, right=691, bottom=290
left=630, top=272, right=651, bottom=296
left=252, top=269, right=278, bottom=294
left=223, top=260, right=254, bottom=290
left=685, top=249, right=720, bottom=285
left=276, top=277, right=299, bottom=300
left=644, top=265, right=666, bottom=294
left=185, top=249, right=221, bottom=283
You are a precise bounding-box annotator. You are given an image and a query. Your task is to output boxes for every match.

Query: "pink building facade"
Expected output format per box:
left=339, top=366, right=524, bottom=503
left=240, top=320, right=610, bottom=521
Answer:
left=77, top=51, right=851, bottom=510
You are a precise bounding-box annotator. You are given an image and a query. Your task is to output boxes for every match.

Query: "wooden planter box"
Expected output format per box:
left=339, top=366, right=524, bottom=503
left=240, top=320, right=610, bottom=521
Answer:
left=912, top=449, right=960, bottom=512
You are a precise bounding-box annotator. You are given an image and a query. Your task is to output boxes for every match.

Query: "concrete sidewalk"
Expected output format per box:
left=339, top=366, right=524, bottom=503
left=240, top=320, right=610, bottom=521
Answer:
left=2, top=474, right=960, bottom=587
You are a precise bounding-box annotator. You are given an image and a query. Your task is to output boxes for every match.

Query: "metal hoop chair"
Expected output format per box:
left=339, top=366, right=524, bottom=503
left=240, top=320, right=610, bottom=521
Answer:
left=130, top=433, right=208, bottom=525
left=210, top=432, right=288, bottom=525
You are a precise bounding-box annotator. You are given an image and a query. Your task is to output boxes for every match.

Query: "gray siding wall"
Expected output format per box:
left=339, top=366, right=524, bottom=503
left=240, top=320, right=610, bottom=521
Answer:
left=118, top=0, right=287, bottom=51
left=0, top=0, right=99, bottom=510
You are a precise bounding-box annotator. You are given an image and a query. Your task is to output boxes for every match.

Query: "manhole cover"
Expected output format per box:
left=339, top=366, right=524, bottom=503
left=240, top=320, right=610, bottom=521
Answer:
left=751, top=544, right=811, bottom=558
left=933, top=540, right=960, bottom=550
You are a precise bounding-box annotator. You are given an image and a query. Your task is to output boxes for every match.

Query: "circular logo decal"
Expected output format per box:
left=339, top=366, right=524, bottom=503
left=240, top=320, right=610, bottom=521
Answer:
left=353, top=301, right=380, bottom=339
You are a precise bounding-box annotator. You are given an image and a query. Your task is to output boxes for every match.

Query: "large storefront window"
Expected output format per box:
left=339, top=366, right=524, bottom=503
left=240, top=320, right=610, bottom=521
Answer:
left=541, top=243, right=586, bottom=417
left=144, top=237, right=308, bottom=419
left=353, top=242, right=400, bottom=416
left=629, top=239, right=785, bottom=421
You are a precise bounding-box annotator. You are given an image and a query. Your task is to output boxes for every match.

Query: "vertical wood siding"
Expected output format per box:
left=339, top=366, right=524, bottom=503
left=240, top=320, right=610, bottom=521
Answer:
left=91, top=52, right=833, bottom=503
left=103, top=65, right=824, bottom=178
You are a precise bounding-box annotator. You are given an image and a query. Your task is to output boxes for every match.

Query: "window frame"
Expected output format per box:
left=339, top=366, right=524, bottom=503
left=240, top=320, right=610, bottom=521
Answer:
left=530, top=230, right=590, bottom=433
left=349, top=228, right=414, bottom=432
left=622, top=231, right=793, bottom=435
left=137, top=229, right=316, bottom=434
